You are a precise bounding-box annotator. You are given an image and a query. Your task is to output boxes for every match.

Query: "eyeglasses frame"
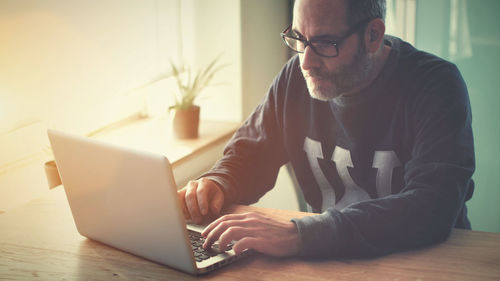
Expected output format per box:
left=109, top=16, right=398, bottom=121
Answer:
left=280, top=19, right=373, bottom=58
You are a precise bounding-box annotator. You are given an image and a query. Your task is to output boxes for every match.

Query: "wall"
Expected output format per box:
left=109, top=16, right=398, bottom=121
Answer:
left=240, top=1, right=301, bottom=211
left=184, top=0, right=290, bottom=121
left=188, top=0, right=297, bottom=210
left=0, top=0, right=180, bottom=212
left=415, top=0, right=500, bottom=233
left=180, top=0, right=243, bottom=122
left=240, top=0, right=290, bottom=117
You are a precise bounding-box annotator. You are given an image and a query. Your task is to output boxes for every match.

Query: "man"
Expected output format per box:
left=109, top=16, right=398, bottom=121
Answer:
left=178, top=0, right=475, bottom=258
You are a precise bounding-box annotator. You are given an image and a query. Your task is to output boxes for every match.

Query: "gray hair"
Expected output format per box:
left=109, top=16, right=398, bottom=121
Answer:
left=344, top=0, right=386, bottom=26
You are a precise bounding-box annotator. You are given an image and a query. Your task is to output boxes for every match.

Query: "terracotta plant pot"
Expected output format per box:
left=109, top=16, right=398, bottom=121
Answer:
left=44, top=160, right=62, bottom=189
left=171, top=105, right=200, bottom=139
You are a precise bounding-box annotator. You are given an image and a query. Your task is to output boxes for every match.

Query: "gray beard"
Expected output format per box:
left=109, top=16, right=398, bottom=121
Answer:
left=302, top=45, right=373, bottom=101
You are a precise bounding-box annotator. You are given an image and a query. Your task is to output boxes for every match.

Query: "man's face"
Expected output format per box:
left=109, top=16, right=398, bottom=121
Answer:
left=293, top=0, right=373, bottom=100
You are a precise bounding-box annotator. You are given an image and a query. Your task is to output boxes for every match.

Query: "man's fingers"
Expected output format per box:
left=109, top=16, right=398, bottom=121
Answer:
left=232, top=237, right=260, bottom=255
left=202, top=216, right=253, bottom=249
left=203, top=220, right=232, bottom=249
left=196, top=178, right=221, bottom=216
left=200, top=212, right=300, bottom=257
left=202, top=213, right=250, bottom=237
left=196, top=181, right=209, bottom=216
left=218, top=226, right=251, bottom=251
left=209, top=188, right=224, bottom=215
left=177, top=189, right=190, bottom=220
left=185, top=181, right=203, bottom=223
left=198, top=178, right=224, bottom=216
left=177, top=178, right=226, bottom=225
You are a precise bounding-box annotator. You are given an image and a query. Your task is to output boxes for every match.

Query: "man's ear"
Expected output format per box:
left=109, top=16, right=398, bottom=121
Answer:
left=364, top=18, right=385, bottom=53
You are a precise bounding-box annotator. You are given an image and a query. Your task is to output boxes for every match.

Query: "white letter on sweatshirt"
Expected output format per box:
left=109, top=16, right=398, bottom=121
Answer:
left=372, top=151, right=402, bottom=197
left=304, top=137, right=336, bottom=211
left=332, top=146, right=371, bottom=210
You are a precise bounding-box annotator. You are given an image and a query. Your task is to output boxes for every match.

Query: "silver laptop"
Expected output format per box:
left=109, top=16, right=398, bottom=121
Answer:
left=47, top=129, right=248, bottom=275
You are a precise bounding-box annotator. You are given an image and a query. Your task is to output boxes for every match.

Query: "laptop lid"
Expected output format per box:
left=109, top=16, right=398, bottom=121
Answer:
left=47, top=129, right=198, bottom=274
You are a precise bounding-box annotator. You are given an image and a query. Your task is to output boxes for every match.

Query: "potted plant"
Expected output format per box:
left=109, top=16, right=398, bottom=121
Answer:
left=168, top=56, right=227, bottom=139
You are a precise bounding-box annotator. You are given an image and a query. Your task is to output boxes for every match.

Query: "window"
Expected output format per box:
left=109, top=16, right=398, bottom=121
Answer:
left=386, top=0, right=416, bottom=45
left=0, top=0, right=181, bottom=211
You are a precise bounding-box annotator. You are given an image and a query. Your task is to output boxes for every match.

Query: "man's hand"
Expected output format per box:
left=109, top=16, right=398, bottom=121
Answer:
left=177, top=178, right=224, bottom=224
left=201, top=212, right=301, bottom=257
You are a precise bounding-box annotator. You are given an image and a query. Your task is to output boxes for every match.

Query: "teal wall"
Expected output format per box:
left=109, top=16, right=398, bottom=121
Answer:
left=415, top=0, right=500, bottom=233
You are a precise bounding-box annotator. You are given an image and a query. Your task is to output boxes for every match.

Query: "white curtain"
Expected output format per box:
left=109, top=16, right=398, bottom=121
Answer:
left=449, top=0, right=473, bottom=60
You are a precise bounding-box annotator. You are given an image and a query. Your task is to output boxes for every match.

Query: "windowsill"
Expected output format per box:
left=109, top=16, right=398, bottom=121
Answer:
left=49, top=114, right=240, bottom=188
left=89, top=115, right=240, bottom=168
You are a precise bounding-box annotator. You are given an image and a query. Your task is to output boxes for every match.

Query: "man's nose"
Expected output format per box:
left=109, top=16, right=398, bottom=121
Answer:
left=300, top=45, right=321, bottom=70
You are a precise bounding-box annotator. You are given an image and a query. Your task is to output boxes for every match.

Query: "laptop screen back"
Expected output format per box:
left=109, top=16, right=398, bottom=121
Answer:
left=48, top=129, right=197, bottom=274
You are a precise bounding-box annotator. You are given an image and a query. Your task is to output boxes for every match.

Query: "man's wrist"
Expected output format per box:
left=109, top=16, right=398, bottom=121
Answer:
left=287, top=220, right=302, bottom=256
left=291, top=209, right=342, bottom=258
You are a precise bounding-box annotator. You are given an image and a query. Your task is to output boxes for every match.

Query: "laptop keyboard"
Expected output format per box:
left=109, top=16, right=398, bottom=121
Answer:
left=188, top=230, right=233, bottom=262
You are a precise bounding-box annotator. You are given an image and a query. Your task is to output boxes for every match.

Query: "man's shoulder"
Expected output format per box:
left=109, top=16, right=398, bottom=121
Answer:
left=385, top=36, right=463, bottom=95
left=273, top=55, right=307, bottom=94
left=281, top=54, right=302, bottom=77
left=386, top=35, right=457, bottom=74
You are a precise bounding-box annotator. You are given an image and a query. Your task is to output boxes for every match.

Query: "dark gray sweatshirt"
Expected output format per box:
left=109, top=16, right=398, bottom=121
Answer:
left=201, top=36, right=475, bottom=258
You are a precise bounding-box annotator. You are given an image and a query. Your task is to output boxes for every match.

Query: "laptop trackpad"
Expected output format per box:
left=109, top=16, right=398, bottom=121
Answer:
left=186, top=223, right=207, bottom=233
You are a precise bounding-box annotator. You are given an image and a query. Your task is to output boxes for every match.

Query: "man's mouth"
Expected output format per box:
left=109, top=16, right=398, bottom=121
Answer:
left=304, top=69, right=329, bottom=80
left=305, top=74, right=329, bottom=85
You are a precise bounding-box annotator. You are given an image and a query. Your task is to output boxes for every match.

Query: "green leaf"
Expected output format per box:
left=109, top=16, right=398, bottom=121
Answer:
left=168, top=55, right=228, bottom=110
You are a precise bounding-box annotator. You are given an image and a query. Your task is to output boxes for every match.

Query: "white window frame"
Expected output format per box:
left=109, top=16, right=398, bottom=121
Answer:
left=386, top=0, right=417, bottom=45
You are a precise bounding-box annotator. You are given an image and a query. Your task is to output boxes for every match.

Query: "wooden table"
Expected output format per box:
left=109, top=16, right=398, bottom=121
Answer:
left=1, top=187, right=499, bottom=281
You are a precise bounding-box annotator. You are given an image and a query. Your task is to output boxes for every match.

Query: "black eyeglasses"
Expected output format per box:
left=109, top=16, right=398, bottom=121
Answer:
left=280, top=19, right=371, bottom=58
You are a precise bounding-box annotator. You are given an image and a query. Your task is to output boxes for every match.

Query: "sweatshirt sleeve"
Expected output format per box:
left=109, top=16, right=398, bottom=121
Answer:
left=292, top=63, right=475, bottom=258
left=199, top=64, right=290, bottom=206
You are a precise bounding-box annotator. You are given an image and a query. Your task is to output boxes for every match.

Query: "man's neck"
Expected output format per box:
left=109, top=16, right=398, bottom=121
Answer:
left=344, top=44, right=392, bottom=97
